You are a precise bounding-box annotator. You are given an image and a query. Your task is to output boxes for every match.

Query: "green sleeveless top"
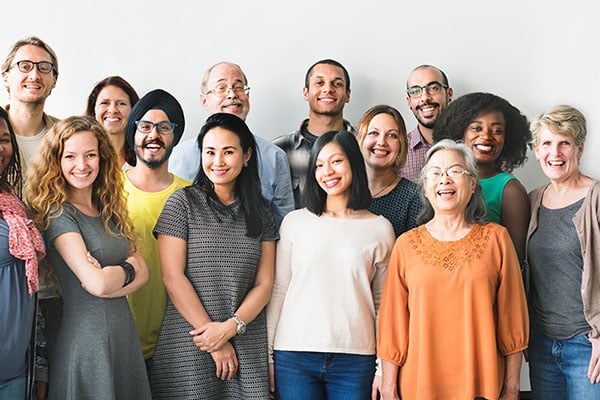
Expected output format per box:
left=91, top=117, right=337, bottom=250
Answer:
left=479, top=172, right=515, bottom=223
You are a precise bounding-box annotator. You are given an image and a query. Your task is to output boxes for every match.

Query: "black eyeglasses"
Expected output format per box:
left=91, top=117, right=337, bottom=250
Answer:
left=135, top=120, right=177, bottom=135
left=10, top=60, right=56, bottom=74
left=407, top=82, right=448, bottom=98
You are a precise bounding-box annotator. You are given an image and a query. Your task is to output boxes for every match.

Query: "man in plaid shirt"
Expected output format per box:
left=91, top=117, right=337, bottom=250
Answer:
left=273, top=59, right=353, bottom=209
left=400, top=65, right=453, bottom=182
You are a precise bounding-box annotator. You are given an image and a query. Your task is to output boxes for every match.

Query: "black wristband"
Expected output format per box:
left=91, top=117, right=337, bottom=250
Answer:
left=119, top=261, right=136, bottom=287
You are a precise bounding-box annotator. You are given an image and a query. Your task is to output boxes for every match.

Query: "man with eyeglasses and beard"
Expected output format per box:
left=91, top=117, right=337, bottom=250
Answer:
left=1, top=37, right=59, bottom=174
left=169, top=61, right=294, bottom=228
left=123, top=88, right=191, bottom=374
left=400, top=64, right=453, bottom=182
left=2, top=36, right=60, bottom=400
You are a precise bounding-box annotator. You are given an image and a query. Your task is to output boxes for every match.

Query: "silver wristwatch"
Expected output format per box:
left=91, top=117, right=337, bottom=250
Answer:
left=232, top=314, right=246, bottom=335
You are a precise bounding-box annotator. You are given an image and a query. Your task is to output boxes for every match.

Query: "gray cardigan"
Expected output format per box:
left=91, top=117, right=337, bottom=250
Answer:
left=526, top=180, right=600, bottom=338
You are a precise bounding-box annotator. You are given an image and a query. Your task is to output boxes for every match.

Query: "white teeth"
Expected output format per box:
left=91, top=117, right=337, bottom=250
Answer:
left=548, top=161, right=565, bottom=166
left=475, top=144, right=493, bottom=152
left=324, top=179, right=338, bottom=188
left=373, top=149, right=388, bottom=155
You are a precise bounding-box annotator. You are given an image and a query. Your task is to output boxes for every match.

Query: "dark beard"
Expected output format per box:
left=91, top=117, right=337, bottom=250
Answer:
left=135, top=144, right=173, bottom=169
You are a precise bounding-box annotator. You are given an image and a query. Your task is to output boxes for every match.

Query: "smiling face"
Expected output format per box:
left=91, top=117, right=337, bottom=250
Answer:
left=201, top=126, right=251, bottom=194
left=423, top=149, right=476, bottom=216
left=534, top=125, right=583, bottom=183
left=360, top=112, right=402, bottom=171
left=462, top=110, right=506, bottom=171
left=201, top=63, right=250, bottom=121
left=406, top=66, right=452, bottom=130
left=2, top=44, right=57, bottom=105
left=133, top=109, right=175, bottom=168
left=94, top=85, right=132, bottom=136
left=303, top=63, right=350, bottom=117
left=0, top=119, right=13, bottom=176
left=61, top=131, right=100, bottom=193
left=315, top=142, right=352, bottom=202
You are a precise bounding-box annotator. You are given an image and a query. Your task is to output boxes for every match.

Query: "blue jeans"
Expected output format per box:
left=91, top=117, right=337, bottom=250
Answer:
left=274, top=351, right=376, bottom=400
left=0, top=374, right=26, bottom=400
left=529, top=325, right=600, bottom=399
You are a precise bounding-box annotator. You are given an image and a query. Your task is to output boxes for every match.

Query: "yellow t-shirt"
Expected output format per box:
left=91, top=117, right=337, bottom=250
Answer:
left=124, top=172, right=191, bottom=359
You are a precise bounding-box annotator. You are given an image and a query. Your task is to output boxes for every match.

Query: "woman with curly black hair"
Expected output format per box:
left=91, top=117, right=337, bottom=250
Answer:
left=433, top=92, right=531, bottom=265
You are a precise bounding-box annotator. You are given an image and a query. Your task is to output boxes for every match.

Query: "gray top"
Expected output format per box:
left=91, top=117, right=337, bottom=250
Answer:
left=528, top=198, right=588, bottom=339
left=44, top=204, right=151, bottom=400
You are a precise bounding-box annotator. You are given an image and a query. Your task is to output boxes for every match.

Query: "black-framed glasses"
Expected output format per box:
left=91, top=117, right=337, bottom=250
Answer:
left=407, top=81, right=448, bottom=98
left=10, top=60, right=56, bottom=74
left=424, top=165, right=470, bottom=180
left=135, top=120, right=177, bottom=135
left=205, top=85, right=250, bottom=96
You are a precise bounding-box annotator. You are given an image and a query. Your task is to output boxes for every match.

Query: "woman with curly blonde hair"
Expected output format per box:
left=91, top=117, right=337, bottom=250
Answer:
left=25, top=115, right=151, bottom=399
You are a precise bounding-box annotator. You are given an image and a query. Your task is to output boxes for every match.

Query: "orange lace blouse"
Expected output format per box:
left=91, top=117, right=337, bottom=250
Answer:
left=377, top=223, right=529, bottom=400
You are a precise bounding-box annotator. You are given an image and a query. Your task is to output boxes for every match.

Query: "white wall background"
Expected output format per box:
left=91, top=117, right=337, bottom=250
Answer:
left=3, top=0, right=599, bottom=390
left=3, top=0, right=599, bottom=191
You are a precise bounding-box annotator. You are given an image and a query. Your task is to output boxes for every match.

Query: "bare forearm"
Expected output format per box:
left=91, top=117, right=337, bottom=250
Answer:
left=234, top=283, right=272, bottom=325
left=501, top=352, right=523, bottom=398
left=100, top=255, right=149, bottom=297
left=380, top=359, right=401, bottom=400
left=164, top=274, right=212, bottom=328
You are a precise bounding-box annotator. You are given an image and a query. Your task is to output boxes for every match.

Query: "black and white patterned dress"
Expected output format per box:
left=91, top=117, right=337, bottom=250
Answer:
left=150, top=186, right=277, bottom=400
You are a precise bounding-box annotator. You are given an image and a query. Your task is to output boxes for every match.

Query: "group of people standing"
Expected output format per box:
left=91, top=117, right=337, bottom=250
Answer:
left=1, top=35, right=599, bottom=400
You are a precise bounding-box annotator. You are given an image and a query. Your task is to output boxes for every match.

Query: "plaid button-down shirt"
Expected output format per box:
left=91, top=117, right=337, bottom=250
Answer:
left=272, top=119, right=354, bottom=208
left=399, top=127, right=432, bottom=183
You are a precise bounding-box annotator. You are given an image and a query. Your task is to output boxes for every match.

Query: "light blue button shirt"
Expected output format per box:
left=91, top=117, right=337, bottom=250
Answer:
left=169, top=135, right=294, bottom=228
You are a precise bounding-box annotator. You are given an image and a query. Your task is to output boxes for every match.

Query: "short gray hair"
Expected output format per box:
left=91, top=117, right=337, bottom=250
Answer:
left=417, top=139, right=488, bottom=225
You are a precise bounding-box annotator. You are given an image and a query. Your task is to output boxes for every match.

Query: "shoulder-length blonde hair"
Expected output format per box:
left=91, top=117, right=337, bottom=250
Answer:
left=25, top=115, right=135, bottom=250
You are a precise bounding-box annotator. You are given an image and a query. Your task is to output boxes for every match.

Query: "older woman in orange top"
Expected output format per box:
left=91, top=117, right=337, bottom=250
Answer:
left=377, top=139, right=529, bottom=400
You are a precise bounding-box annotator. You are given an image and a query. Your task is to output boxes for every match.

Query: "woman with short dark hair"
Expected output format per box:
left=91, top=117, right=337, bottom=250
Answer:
left=267, top=130, right=395, bottom=400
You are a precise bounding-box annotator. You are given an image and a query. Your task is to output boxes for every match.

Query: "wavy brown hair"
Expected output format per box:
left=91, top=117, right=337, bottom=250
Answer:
left=25, top=115, right=136, bottom=251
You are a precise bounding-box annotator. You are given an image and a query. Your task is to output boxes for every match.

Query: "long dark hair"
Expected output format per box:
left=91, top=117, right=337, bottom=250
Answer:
left=304, top=130, right=371, bottom=215
left=194, top=113, right=267, bottom=238
left=0, top=106, right=22, bottom=196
